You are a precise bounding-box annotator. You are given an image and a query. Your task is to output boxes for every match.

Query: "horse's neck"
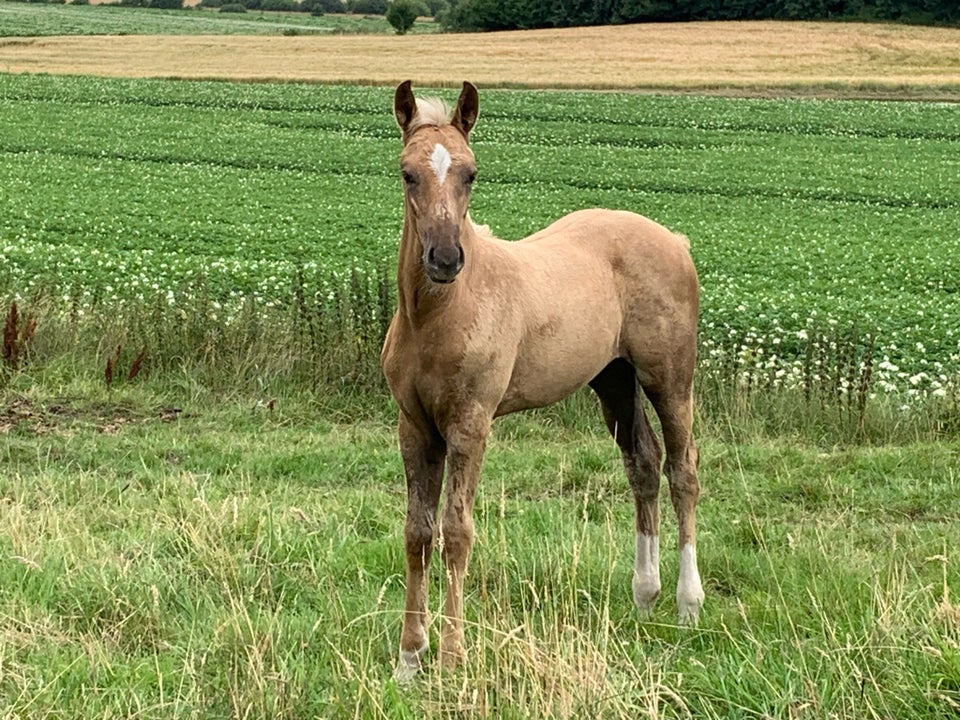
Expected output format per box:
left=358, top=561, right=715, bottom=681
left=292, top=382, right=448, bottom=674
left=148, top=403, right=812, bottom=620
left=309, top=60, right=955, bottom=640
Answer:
left=396, top=217, right=473, bottom=322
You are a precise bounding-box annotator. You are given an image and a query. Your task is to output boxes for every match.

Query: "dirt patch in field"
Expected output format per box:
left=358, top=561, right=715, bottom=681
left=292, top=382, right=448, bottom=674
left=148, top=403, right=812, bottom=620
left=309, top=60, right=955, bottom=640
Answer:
left=1, top=21, right=959, bottom=98
left=0, top=396, right=184, bottom=436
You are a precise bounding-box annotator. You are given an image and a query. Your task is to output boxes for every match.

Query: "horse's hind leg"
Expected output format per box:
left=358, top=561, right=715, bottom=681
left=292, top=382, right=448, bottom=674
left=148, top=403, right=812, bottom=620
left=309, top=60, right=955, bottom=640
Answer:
left=646, top=386, right=704, bottom=625
left=589, top=359, right=664, bottom=614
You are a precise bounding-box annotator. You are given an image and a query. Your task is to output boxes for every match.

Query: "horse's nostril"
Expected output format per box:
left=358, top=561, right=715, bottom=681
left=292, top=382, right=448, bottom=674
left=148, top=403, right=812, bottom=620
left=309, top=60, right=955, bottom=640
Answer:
left=428, top=245, right=462, bottom=270
left=423, top=243, right=464, bottom=283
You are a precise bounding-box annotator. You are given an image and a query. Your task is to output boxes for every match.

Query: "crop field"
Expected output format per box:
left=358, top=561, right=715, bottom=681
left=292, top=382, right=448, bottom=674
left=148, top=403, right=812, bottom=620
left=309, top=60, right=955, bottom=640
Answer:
left=3, top=18, right=960, bottom=94
left=2, top=72, right=959, bottom=406
left=0, top=2, right=437, bottom=37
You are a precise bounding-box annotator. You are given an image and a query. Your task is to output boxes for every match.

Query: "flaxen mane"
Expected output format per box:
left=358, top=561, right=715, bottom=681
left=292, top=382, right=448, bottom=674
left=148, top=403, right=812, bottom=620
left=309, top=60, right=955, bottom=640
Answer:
left=407, top=97, right=451, bottom=133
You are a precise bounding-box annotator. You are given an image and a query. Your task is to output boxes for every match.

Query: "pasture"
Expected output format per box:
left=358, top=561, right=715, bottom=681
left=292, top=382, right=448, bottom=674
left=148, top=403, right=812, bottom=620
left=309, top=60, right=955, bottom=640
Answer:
left=1, top=21, right=959, bottom=720
left=1, top=394, right=958, bottom=717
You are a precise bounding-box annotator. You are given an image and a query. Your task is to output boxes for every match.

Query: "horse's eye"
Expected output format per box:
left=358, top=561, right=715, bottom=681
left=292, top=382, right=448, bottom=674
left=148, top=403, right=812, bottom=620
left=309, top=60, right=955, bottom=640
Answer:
left=402, top=170, right=417, bottom=186
left=465, top=171, right=477, bottom=186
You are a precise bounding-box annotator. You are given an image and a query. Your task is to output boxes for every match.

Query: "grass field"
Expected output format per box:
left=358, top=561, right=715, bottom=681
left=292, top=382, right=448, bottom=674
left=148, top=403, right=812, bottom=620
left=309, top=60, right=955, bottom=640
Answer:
left=2, top=16, right=960, bottom=720
left=1, top=70, right=959, bottom=718
left=1, top=384, right=959, bottom=718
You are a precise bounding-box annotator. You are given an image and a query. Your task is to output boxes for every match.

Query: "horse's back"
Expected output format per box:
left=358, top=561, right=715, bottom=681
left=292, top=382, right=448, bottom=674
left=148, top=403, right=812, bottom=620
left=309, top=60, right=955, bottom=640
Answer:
left=517, top=208, right=693, bottom=278
left=510, top=208, right=696, bottom=305
left=521, top=208, right=682, bottom=247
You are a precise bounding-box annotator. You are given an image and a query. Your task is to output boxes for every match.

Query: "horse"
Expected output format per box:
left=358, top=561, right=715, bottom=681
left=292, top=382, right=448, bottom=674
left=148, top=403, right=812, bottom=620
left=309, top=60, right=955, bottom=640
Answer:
left=381, top=80, right=704, bottom=681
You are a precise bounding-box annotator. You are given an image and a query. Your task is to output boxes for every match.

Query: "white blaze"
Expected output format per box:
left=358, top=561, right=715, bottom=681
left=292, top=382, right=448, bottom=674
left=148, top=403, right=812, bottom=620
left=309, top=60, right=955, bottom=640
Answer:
left=430, top=143, right=452, bottom=186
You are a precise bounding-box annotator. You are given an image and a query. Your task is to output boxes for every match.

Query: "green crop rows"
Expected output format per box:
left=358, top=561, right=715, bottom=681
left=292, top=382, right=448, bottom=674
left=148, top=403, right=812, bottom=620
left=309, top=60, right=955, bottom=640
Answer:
left=1, top=73, right=958, bottom=399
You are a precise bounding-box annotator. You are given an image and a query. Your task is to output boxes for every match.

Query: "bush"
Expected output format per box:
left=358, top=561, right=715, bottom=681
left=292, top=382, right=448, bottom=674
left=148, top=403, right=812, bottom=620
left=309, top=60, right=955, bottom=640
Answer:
left=149, top=0, right=184, bottom=8
left=219, top=2, right=247, bottom=10
left=386, top=0, right=428, bottom=32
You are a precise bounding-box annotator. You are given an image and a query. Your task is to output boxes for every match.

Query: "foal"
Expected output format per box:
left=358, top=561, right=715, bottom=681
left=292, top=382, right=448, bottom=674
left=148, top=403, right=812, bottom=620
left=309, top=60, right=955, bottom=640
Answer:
left=381, top=81, right=704, bottom=680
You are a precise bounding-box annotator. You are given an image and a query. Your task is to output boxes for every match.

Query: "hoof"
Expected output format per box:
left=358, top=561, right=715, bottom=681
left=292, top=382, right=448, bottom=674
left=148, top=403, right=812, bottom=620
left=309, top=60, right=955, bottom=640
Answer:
left=632, top=574, right=661, bottom=615
left=676, top=588, right=704, bottom=626
left=676, top=543, right=704, bottom=626
left=633, top=533, right=661, bottom=616
left=394, top=640, right=429, bottom=684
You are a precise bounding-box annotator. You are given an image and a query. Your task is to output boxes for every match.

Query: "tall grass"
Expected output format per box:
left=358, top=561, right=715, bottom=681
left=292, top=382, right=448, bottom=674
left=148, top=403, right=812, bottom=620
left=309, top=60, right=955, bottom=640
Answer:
left=3, top=268, right=957, bottom=443
left=2, top=267, right=393, bottom=413
left=3, top=414, right=955, bottom=718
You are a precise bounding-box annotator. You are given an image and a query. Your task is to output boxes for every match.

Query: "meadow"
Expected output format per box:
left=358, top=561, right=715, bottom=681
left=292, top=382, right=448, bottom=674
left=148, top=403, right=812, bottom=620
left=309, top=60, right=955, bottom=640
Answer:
left=1, top=52, right=959, bottom=718
left=1, top=394, right=957, bottom=718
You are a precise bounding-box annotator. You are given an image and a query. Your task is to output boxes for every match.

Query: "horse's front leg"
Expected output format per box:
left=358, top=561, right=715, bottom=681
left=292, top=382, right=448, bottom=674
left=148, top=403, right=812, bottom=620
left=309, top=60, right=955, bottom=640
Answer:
left=395, top=413, right=445, bottom=682
left=438, top=410, right=490, bottom=669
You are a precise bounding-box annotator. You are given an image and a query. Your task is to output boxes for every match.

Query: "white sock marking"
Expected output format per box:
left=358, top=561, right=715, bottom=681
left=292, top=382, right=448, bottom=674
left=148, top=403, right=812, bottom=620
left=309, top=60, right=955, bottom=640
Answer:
left=677, top=542, right=704, bottom=625
left=430, top=143, right=452, bottom=186
left=633, top=533, right=661, bottom=612
left=395, top=639, right=429, bottom=684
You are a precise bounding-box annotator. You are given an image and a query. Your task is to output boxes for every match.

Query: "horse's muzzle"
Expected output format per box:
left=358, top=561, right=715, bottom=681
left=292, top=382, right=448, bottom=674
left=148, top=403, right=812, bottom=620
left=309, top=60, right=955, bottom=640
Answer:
left=424, top=244, right=464, bottom=283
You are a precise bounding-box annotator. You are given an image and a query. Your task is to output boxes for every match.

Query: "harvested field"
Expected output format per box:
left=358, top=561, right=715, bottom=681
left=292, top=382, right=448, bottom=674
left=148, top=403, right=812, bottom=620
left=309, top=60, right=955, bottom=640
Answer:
left=2, top=21, right=960, bottom=96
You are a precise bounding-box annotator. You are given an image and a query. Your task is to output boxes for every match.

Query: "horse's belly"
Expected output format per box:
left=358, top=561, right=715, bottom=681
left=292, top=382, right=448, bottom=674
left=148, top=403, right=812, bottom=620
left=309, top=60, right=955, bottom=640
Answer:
left=496, top=324, right=618, bottom=416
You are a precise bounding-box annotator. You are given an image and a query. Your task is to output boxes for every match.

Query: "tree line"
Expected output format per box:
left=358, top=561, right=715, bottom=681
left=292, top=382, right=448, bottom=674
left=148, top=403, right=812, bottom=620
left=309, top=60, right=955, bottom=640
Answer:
left=440, top=0, right=959, bottom=31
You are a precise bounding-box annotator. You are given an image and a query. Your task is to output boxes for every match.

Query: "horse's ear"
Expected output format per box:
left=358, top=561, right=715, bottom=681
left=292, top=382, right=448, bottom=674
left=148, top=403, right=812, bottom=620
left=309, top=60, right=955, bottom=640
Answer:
left=394, top=80, right=417, bottom=139
left=451, top=81, right=479, bottom=139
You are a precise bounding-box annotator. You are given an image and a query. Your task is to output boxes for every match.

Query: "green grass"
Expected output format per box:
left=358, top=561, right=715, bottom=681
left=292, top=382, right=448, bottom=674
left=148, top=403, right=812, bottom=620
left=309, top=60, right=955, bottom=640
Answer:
left=0, top=2, right=439, bottom=36
left=1, top=384, right=958, bottom=717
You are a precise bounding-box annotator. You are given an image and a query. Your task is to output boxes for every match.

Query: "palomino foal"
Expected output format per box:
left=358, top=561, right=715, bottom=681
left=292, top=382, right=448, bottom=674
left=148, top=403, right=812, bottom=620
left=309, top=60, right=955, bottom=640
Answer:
left=381, top=81, right=704, bottom=680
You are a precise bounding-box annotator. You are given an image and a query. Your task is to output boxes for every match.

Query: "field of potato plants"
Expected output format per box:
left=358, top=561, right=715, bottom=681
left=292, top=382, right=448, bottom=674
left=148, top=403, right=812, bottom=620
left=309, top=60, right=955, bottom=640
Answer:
left=2, top=72, right=959, bottom=412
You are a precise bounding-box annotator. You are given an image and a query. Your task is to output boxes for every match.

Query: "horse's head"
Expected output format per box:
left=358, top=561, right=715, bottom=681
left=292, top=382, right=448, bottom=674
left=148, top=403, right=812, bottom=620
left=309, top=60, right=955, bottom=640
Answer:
left=395, top=80, right=479, bottom=284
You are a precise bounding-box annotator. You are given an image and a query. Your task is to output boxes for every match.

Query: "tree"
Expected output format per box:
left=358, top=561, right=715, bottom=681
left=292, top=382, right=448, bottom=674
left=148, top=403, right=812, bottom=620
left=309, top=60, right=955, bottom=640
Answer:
left=348, top=0, right=388, bottom=12
left=386, top=0, right=429, bottom=32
